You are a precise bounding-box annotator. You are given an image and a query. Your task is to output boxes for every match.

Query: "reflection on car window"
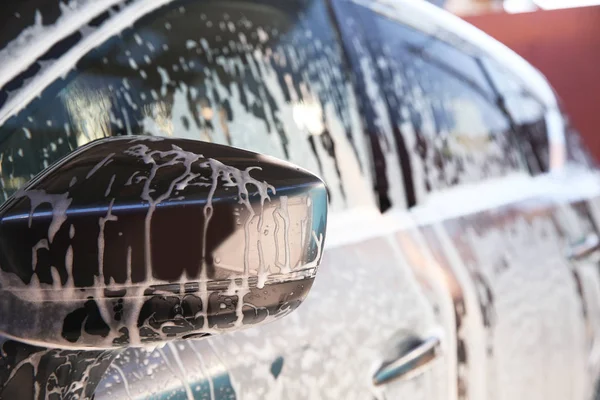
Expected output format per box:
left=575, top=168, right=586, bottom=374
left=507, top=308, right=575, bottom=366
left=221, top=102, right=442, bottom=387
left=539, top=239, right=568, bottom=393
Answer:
left=0, top=0, right=374, bottom=211
left=356, top=7, right=525, bottom=200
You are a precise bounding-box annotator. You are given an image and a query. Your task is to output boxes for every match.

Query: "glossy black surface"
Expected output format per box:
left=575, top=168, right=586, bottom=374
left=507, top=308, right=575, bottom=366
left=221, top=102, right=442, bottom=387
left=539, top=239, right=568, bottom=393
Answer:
left=0, top=137, right=321, bottom=285
left=0, top=137, right=327, bottom=349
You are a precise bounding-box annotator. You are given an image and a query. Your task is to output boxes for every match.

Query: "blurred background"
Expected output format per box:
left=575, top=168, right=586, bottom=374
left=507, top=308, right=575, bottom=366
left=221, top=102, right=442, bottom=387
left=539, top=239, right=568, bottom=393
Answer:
left=426, top=0, right=600, bottom=162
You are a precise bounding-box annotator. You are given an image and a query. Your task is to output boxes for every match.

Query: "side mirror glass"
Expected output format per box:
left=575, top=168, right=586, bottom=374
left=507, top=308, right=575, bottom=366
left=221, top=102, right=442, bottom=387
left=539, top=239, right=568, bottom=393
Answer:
left=0, top=137, right=327, bottom=349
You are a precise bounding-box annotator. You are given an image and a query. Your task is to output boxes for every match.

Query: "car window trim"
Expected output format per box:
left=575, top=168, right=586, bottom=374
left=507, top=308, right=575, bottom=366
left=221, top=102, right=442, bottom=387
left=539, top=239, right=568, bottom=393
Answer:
left=0, top=0, right=126, bottom=95
left=0, top=0, right=175, bottom=128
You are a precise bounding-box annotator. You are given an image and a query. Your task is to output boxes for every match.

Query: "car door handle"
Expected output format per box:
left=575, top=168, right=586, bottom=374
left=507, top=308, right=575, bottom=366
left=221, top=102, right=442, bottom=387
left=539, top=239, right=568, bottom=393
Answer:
left=568, top=233, right=600, bottom=261
left=372, top=335, right=441, bottom=386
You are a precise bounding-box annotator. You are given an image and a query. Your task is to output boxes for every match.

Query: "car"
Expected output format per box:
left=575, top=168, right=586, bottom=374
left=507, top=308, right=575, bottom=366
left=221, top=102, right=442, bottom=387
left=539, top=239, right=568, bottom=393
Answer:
left=0, top=0, right=599, bottom=399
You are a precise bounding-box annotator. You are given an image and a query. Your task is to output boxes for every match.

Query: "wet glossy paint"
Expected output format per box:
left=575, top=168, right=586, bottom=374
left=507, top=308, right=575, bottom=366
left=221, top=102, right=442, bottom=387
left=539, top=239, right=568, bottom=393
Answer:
left=0, top=137, right=326, bottom=349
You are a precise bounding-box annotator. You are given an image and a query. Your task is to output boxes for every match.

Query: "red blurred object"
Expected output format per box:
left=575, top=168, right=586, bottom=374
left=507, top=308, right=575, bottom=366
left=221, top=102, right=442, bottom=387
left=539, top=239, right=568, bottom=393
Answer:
left=464, top=6, right=600, bottom=162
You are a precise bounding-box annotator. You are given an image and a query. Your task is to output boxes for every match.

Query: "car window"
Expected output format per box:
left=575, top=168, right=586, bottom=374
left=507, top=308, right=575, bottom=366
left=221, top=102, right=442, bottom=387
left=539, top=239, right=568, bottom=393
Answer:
left=481, top=57, right=550, bottom=173
left=564, top=121, right=596, bottom=169
left=0, top=0, right=374, bottom=212
left=352, top=5, right=526, bottom=202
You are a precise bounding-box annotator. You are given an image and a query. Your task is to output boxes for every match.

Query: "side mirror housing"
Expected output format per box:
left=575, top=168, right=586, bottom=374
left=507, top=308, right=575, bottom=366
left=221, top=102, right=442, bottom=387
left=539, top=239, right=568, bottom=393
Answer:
left=0, top=137, right=327, bottom=349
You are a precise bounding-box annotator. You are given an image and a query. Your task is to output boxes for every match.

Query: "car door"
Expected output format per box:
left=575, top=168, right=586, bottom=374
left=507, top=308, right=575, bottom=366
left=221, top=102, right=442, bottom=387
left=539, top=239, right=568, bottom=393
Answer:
left=336, top=1, right=598, bottom=399
left=0, top=0, right=450, bottom=399
left=92, top=1, right=448, bottom=398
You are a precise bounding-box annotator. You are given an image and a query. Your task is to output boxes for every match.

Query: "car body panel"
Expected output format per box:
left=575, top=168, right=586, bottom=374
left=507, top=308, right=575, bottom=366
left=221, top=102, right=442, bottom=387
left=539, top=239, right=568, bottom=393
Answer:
left=434, top=177, right=589, bottom=400
left=334, top=1, right=600, bottom=399
left=98, top=230, right=443, bottom=399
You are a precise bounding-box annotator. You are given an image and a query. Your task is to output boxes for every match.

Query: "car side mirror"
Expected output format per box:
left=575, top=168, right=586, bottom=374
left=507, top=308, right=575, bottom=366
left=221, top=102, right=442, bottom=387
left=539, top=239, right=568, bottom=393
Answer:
left=0, top=136, right=327, bottom=349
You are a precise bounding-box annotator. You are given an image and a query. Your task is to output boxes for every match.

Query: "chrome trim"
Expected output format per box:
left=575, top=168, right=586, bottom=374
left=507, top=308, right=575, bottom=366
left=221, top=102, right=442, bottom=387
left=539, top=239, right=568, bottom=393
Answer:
left=372, top=335, right=441, bottom=385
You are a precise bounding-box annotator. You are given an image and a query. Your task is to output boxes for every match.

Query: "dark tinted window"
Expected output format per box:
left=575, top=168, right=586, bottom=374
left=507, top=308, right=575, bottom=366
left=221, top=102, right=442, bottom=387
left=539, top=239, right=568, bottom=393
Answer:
left=0, top=0, right=374, bottom=211
left=354, top=6, right=525, bottom=199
